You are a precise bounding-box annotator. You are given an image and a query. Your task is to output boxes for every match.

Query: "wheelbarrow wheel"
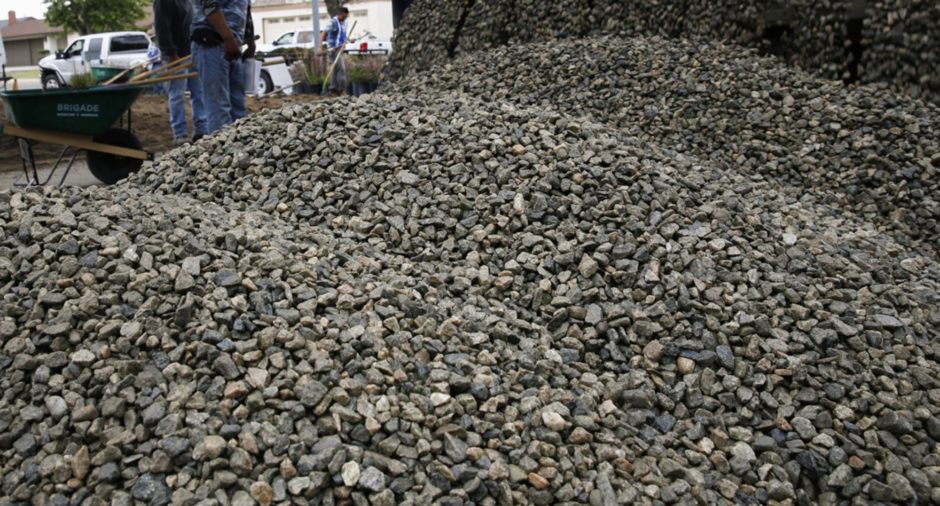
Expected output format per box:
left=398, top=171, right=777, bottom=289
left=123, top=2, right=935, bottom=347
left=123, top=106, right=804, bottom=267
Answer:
left=87, top=128, right=144, bottom=185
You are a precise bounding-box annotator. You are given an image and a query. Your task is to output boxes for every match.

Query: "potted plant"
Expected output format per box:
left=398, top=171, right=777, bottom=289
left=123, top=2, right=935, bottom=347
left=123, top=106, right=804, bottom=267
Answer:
left=306, top=50, right=329, bottom=94
left=290, top=50, right=328, bottom=94
left=346, top=57, right=370, bottom=97
left=361, top=55, right=387, bottom=93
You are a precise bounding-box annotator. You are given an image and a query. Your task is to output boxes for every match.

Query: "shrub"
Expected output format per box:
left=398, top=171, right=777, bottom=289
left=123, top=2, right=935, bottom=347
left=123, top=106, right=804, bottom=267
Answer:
left=69, top=72, right=98, bottom=88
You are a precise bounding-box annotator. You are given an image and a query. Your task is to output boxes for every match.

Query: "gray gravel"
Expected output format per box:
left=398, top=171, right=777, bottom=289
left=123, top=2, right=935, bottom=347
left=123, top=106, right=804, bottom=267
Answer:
left=390, top=35, right=940, bottom=258
left=390, top=0, right=939, bottom=103
left=1, top=80, right=939, bottom=504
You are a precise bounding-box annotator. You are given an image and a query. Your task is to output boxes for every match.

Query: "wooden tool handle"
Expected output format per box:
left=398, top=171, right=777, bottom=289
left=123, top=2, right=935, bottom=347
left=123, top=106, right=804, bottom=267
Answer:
left=130, top=72, right=198, bottom=87
left=129, top=54, right=193, bottom=83
left=104, top=59, right=153, bottom=85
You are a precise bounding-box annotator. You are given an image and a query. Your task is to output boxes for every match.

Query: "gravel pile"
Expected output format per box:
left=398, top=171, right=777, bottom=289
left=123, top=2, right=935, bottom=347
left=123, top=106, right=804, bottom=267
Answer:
left=1, top=82, right=939, bottom=504
left=389, top=0, right=940, bottom=103
left=390, top=35, right=940, bottom=257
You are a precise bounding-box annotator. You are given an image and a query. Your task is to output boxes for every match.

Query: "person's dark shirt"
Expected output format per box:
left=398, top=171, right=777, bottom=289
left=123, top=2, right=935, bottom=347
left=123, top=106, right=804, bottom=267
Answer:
left=153, top=0, right=194, bottom=57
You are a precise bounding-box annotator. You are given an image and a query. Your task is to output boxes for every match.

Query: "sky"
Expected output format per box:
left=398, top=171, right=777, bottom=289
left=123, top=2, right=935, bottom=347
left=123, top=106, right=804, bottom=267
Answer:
left=9, top=0, right=48, bottom=20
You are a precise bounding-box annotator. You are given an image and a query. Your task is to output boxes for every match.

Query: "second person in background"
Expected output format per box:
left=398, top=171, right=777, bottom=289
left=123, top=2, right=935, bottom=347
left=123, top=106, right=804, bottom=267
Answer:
left=153, top=0, right=207, bottom=144
left=320, top=7, right=350, bottom=95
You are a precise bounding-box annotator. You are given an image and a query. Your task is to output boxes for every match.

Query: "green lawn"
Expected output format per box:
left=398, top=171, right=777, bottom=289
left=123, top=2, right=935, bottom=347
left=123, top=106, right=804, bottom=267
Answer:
left=7, top=69, right=40, bottom=80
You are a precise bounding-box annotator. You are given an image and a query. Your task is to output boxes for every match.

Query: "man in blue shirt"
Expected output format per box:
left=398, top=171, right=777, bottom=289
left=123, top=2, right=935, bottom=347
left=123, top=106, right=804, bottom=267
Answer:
left=319, top=7, right=349, bottom=94
left=190, top=0, right=255, bottom=133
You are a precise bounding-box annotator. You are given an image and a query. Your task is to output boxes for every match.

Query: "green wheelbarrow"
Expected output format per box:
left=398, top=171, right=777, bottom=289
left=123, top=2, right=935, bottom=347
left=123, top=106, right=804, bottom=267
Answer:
left=91, top=65, right=138, bottom=84
left=1, top=84, right=153, bottom=186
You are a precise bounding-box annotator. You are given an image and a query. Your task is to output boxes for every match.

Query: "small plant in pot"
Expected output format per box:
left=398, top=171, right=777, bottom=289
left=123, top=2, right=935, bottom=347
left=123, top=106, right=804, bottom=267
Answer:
left=305, top=50, right=330, bottom=94
left=346, top=57, right=370, bottom=97
left=290, top=50, right=328, bottom=94
left=361, top=55, right=387, bottom=93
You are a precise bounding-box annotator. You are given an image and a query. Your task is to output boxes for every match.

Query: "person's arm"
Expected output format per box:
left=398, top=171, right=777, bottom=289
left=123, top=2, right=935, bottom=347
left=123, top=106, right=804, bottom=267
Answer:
left=319, top=18, right=333, bottom=52
left=197, top=0, right=240, bottom=59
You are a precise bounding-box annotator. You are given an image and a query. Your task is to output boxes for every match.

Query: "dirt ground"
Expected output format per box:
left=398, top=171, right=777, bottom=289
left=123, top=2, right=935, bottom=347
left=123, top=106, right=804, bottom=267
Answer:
left=1, top=92, right=314, bottom=174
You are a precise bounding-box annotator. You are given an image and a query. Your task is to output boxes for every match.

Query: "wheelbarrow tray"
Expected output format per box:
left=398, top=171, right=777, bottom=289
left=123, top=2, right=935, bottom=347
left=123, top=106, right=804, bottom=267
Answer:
left=91, top=66, right=137, bottom=84
left=0, top=85, right=146, bottom=137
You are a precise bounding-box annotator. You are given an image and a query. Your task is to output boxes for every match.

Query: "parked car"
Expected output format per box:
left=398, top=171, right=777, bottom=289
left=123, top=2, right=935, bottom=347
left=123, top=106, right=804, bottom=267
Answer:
left=250, top=57, right=295, bottom=96
left=258, top=29, right=392, bottom=56
left=257, top=30, right=317, bottom=54
left=344, top=33, right=392, bottom=55
left=39, top=31, right=157, bottom=89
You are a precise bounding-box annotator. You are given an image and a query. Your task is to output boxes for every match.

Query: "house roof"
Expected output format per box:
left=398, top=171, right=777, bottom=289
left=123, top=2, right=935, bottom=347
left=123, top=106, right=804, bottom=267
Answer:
left=1, top=18, right=62, bottom=41
left=1, top=17, right=35, bottom=29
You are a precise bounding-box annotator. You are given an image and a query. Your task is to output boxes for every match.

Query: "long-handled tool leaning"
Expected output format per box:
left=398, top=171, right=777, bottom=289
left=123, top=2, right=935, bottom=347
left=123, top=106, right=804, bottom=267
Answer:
left=103, top=56, right=159, bottom=85
left=320, top=20, right=357, bottom=96
left=127, top=54, right=194, bottom=84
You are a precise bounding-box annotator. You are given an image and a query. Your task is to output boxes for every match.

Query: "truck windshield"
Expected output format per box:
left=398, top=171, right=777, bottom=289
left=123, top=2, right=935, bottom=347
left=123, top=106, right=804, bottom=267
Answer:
left=110, top=35, right=150, bottom=53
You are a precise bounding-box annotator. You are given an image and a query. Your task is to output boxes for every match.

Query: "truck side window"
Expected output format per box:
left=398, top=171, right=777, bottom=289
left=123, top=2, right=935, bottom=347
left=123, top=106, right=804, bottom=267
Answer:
left=65, top=40, right=84, bottom=58
left=110, top=35, right=150, bottom=53
left=85, top=38, right=103, bottom=61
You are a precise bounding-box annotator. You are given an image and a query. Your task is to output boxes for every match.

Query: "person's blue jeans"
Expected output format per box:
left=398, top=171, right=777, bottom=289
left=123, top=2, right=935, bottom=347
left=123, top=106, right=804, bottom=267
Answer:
left=164, top=58, right=208, bottom=140
left=192, top=42, right=246, bottom=134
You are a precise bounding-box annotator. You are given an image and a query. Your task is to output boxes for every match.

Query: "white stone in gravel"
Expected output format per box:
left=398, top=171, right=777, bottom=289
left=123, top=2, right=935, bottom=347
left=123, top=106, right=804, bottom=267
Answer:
left=70, top=350, right=96, bottom=366
left=342, top=461, right=361, bottom=486
left=542, top=412, right=566, bottom=431
left=430, top=393, right=451, bottom=406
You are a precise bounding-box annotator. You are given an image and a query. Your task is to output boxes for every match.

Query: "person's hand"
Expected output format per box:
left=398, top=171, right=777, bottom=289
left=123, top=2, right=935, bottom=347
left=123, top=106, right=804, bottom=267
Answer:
left=242, top=39, right=256, bottom=60
left=223, top=35, right=241, bottom=60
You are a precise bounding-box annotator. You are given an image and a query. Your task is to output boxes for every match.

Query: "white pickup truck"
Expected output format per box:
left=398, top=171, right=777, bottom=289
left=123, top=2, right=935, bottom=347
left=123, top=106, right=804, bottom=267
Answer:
left=39, top=31, right=158, bottom=89
left=257, top=30, right=392, bottom=56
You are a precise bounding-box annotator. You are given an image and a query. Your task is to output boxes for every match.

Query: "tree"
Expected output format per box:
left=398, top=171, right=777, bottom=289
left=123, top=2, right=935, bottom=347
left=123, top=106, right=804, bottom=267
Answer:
left=45, top=0, right=148, bottom=35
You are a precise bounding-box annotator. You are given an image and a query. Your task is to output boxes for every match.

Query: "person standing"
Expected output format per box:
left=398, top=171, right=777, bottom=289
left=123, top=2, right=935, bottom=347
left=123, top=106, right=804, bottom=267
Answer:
left=319, top=7, right=349, bottom=95
left=190, top=0, right=256, bottom=134
left=153, top=0, right=207, bottom=144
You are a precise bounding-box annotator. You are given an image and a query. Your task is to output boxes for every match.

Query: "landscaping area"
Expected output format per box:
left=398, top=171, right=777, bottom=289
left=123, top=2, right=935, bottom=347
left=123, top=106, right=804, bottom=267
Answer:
left=0, top=1, right=937, bottom=505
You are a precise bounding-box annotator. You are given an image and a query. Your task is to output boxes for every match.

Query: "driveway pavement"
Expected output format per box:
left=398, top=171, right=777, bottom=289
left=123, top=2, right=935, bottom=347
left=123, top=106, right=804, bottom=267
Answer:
left=14, top=78, right=42, bottom=90
left=0, top=160, right=100, bottom=190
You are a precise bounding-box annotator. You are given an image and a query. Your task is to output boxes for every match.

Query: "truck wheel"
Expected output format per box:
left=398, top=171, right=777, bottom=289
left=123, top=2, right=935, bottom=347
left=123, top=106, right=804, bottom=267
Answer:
left=257, top=70, right=274, bottom=96
left=87, top=129, right=145, bottom=185
left=42, top=73, right=64, bottom=89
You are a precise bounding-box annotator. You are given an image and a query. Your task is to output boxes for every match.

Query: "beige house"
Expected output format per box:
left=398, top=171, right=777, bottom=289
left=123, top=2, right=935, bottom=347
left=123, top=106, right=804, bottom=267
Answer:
left=1, top=11, right=68, bottom=66
left=251, top=0, right=393, bottom=45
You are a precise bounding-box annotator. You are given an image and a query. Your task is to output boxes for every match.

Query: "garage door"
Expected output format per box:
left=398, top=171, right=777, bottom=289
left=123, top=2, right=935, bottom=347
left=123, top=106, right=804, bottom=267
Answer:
left=5, top=38, right=44, bottom=66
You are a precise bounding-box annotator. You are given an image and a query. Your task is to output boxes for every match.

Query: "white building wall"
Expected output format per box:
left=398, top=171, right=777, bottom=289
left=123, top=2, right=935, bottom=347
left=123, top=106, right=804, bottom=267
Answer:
left=251, top=0, right=393, bottom=45
left=43, top=34, right=71, bottom=54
